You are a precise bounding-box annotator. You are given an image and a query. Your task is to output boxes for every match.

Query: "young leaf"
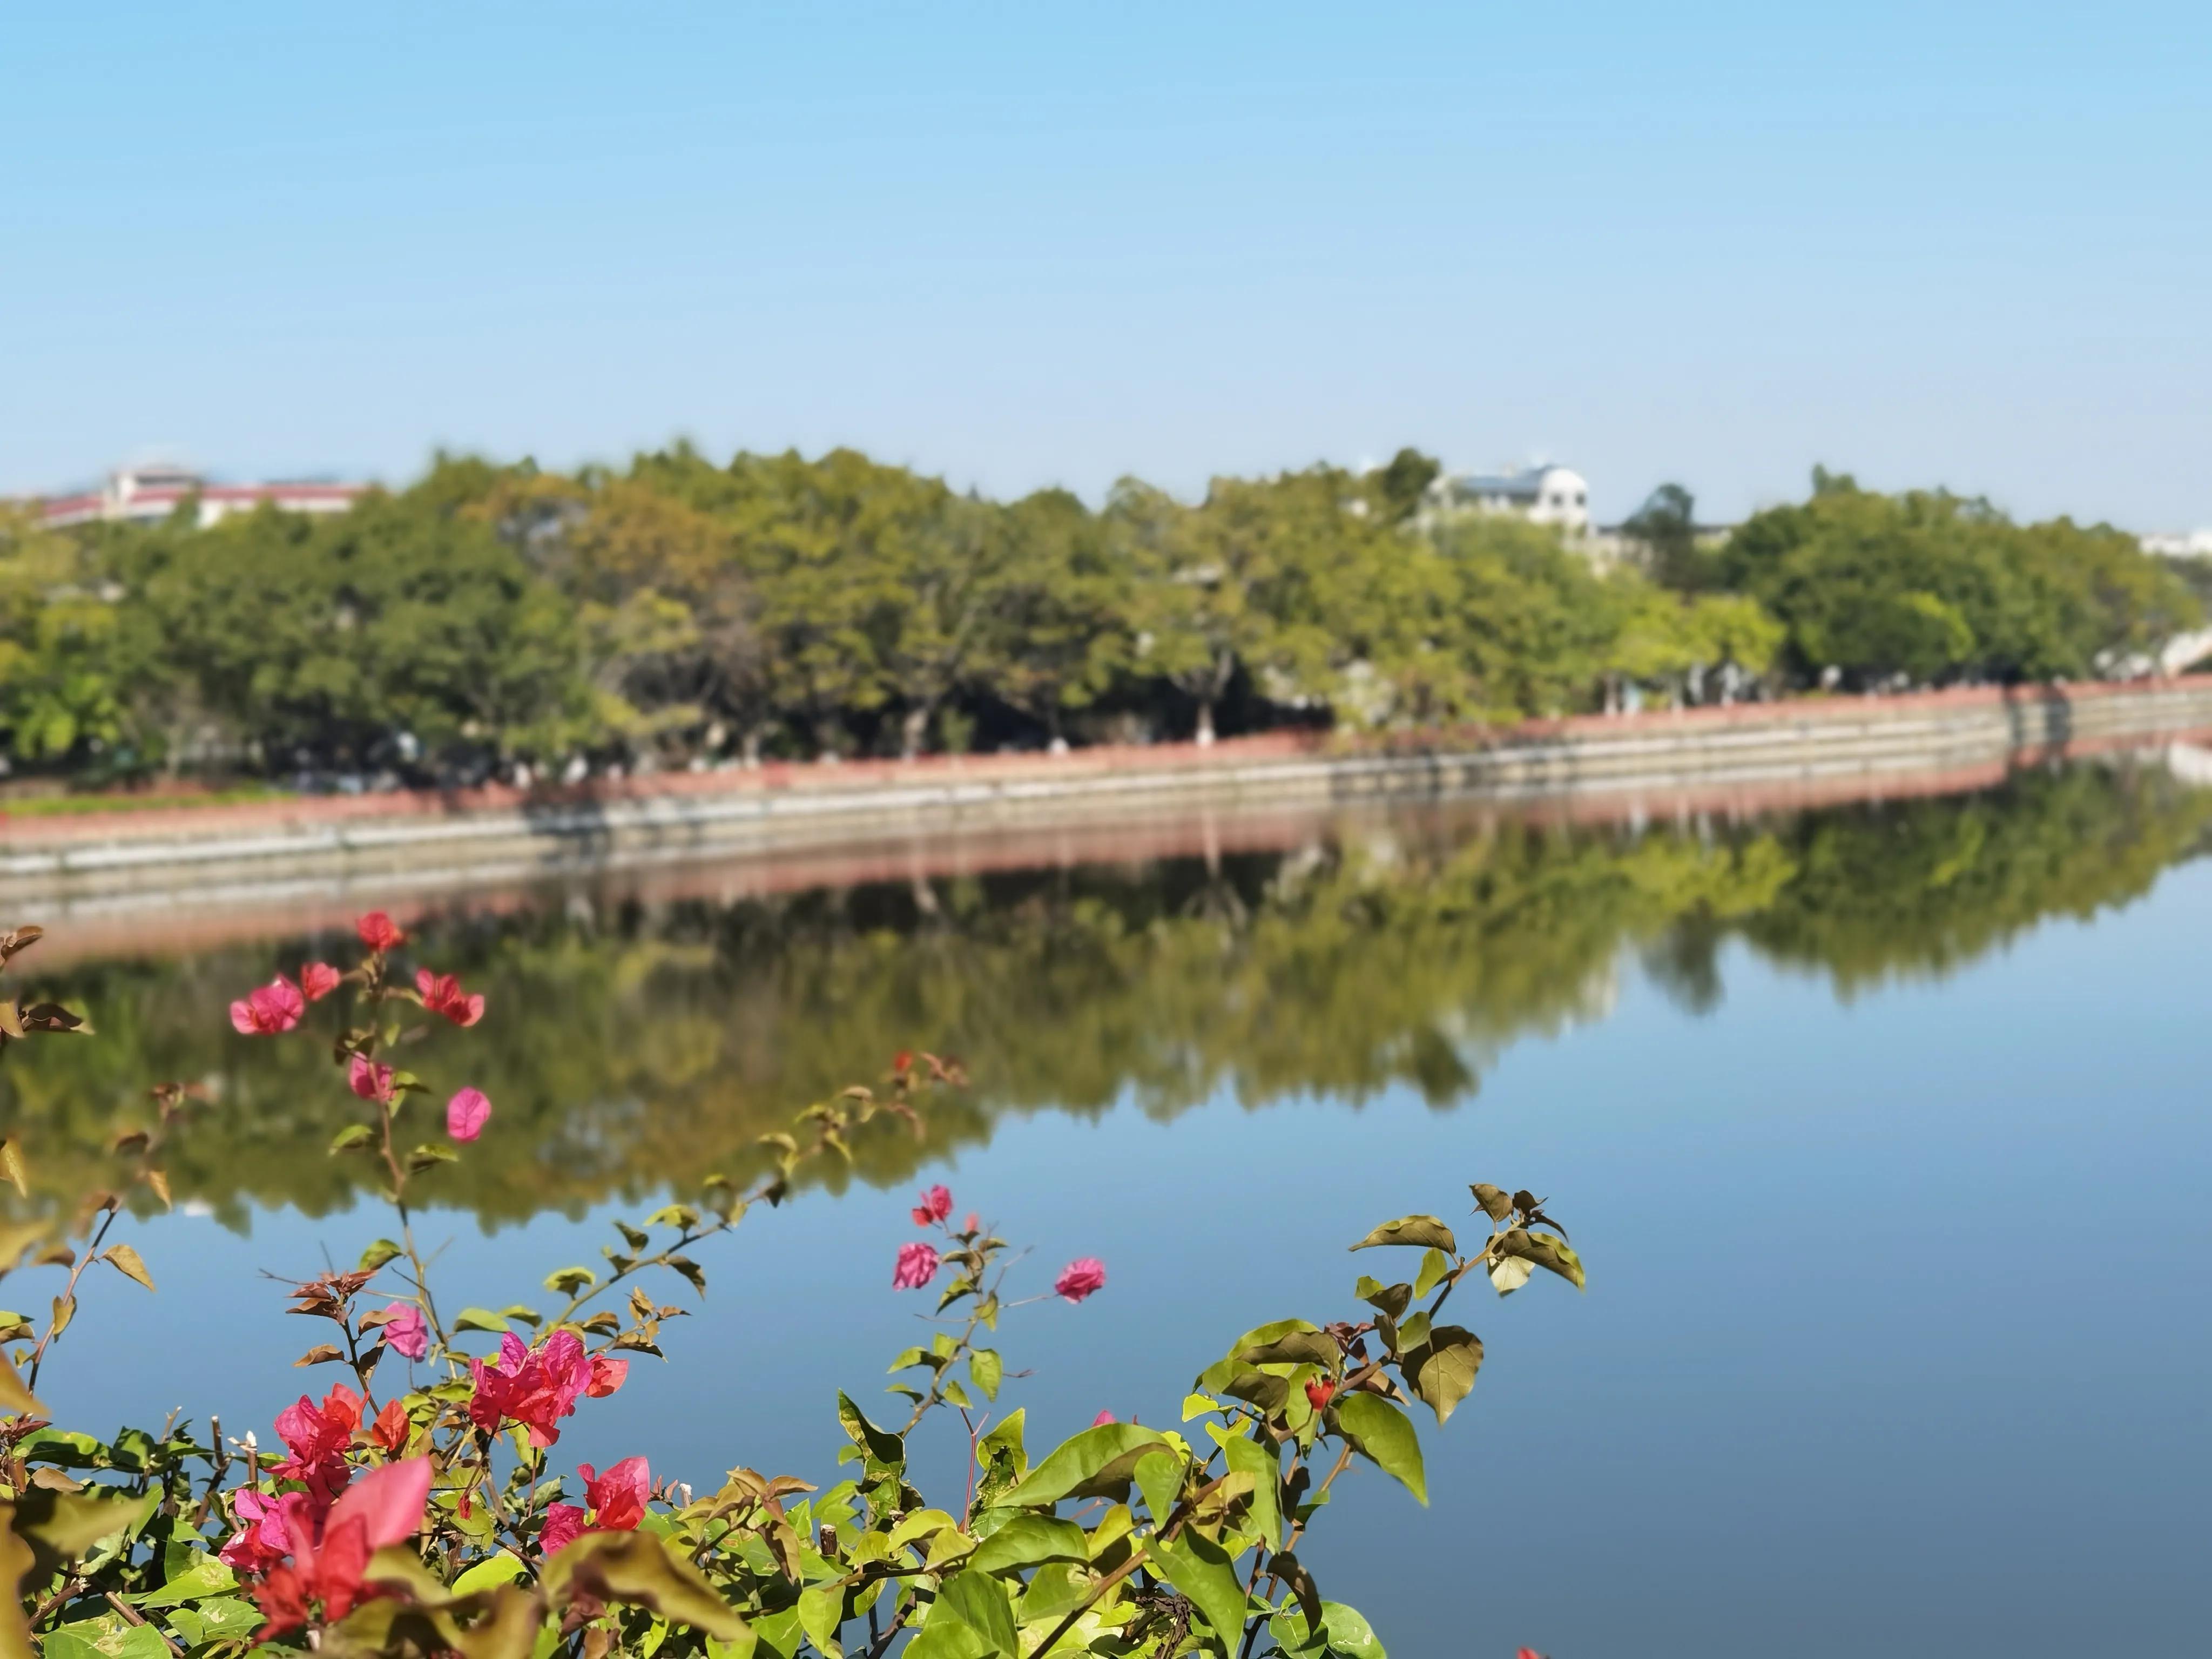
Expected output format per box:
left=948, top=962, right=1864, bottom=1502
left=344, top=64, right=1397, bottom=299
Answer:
left=452, top=1307, right=511, bottom=1334
left=1334, top=1393, right=1427, bottom=1505
left=100, top=1245, right=156, bottom=1293
left=1151, top=1530, right=1250, bottom=1648
left=1348, top=1216, right=1457, bottom=1253
left=358, top=1239, right=405, bottom=1272
left=968, top=1348, right=1002, bottom=1401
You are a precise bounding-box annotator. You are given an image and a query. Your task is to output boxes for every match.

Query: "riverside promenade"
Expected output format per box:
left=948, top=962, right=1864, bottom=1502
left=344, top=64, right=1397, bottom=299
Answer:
left=8, top=678, right=2212, bottom=918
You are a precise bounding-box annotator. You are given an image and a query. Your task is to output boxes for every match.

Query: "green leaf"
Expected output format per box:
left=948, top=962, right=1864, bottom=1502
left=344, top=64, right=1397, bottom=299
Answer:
left=543, top=1266, right=596, bottom=1296
left=453, top=1307, right=511, bottom=1334
left=406, top=1142, right=458, bottom=1172
left=1411, top=1249, right=1451, bottom=1300
left=1237, top=1330, right=1340, bottom=1370
left=1220, top=1433, right=1281, bottom=1550
left=328, top=1123, right=375, bottom=1155
left=1181, top=1392, right=1223, bottom=1422
left=1132, top=1448, right=1183, bottom=1527
left=10, top=1485, right=160, bottom=1566
left=1000, top=1422, right=1174, bottom=1508
left=1469, top=1183, right=1514, bottom=1223
left=450, top=1548, right=528, bottom=1596
left=1488, top=1256, right=1534, bottom=1296
left=1353, top=1276, right=1413, bottom=1321
left=967, top=1347, right=1002, bottom=1401
left=42, top=1615, right=168, bottom=1659
left=963, top=1514, right=1087, bottom=1575
left=1270, top=1601, right=1388, bottom=1659
left=132, top=1547, right=237, bottom=1606
left=1496, top=1228, right=1586, bottom=1290
left=1399, top=1325, right=1483, bottom=1426
left=163, top=1596, right=260, bottom=1647
left=0, top=1347, right=45, bottom=1417
left=543, top=1529, right=746, bottom=1640
left=1334, top=1394, right=1426, bottom=1505
left=357, top=1238, right=404, bottom=1272
left=1152, top=1529, right=1250, bottom=1648
left=796, top=1583, right=844, bottom=1659
left=1197, top=1320, right=1319, bottom=1392
left=835, top=1392, right=905, bottom=1468
left=932, top=1569, right=1018, bottom=1657
left=1348, top=1216, right=1456, bottom=1253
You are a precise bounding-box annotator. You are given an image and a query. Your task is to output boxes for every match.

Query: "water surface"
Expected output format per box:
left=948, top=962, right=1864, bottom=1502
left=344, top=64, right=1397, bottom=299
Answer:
left=6, top=757, right=2208, bottom=1657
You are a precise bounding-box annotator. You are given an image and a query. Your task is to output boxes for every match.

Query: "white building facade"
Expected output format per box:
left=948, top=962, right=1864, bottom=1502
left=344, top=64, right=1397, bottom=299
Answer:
left=41, top=464, right=365, bottom=529
left=1426, top=462, right=1593, bottom=537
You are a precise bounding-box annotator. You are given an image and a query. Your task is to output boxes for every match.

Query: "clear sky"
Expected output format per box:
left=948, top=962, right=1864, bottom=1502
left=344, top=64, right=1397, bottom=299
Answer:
left=6, top=2, right=2207, bottom=528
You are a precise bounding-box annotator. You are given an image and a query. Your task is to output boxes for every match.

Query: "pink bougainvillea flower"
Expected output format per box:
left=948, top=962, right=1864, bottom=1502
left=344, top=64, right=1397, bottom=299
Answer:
left=539, top=1501, right=586, bottom=1557
left=300, top=962, right=343, bottom=1003
left=416, top=968, right=485, bottom=1028
left=251, top=1456, right=431, bottom=1636
left=446, top=1087, right=491, bottom=1142
left=963, top=1212, right=980, bottom=1235
left=272, top=1382, right=364, bottom=1498
left=356, top=911, right=406, bottom=953
left=1091, top=1409, right=1117, bottom=1426
left=909, top=1184, right=953, bottom=1226
left=1304, top=1378, right=1337, bottom=1412
left=1054, top=1257, right=1107, bottom=1304
left=380, top=1302, right=428, bottom=1361
left=892, top=1240, right=940, bottom=1291
left=347, top=1054, right=395, bottom=1104
left=581, top=1456, right=651, bottom=1531
left=219, top=1488, right=304, bottom=1574
left=586, top=1355, right=629, bottom=1399
left=230, top=976, right=305, bottom=1036
left=468, top=1330, right=601, bottom=1448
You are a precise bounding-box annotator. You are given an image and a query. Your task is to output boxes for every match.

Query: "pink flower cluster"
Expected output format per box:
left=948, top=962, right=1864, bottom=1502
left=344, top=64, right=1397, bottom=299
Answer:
left=467, top=1330, right=627, bottom=1449
left=241, top=1458, right=432, bottom=1635
left=540, top=1454, right=652, bottom=1556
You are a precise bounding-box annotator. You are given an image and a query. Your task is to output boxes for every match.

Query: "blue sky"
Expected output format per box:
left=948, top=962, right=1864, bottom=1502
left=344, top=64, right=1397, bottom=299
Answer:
left=5, top=2, right=2207, bottom=527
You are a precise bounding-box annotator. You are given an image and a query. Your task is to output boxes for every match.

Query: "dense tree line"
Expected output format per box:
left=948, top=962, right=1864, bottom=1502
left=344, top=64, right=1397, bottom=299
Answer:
left=4, top=759, right=2204, bottom=1221
left=0, top=450, right=2194, bottom=783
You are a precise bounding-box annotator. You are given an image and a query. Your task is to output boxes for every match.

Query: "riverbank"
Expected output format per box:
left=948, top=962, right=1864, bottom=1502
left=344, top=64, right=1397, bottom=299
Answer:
left=7, top=677, right=2212, bottom=911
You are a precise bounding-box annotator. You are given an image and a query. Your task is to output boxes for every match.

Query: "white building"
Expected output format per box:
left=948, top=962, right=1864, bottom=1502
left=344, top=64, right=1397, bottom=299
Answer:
left=1427, top=462, right=1592, bottom=537
left=41, top=463, right=365, bottom=529
left=2142, top=529, right=2212, bottom=558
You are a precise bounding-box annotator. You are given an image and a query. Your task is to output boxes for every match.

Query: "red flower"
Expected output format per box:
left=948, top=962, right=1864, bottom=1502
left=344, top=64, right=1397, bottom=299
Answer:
left=368, top=1399, right=410, bottom=1458
left=1053, top=1257, right=1107, bottom=1304
left=251, top=1457, right=431, bottom=1636
left=892, top=1241, right=940, bottom=1291
left=356, top=912, right=406, bottom=953
left=301, top=962, right=343, bottom=1002
left=539, top=1501, right=586, bottom=1557
left=348, top=1054, right=395, bottom=1104
left=588, top=1355, right=629, bottom=1398
left=273, top=1383, right=363, bottom=1498
left=1304, top=1378, right=1337, bottom=1412
left=1516, top=1650, right=1549, bottom=1659
left=230, top=976, right=305, bottom=1036
left=468, top=1331, right=603, bottom=1448
left=581, top=1455, right=651, bottom=1530
left=416, top=968, right=485, bottom=1028
left=892, top=1048, right=913, bottom=1075
left=446, top=1087, right=491, bottom=1142
left=910, top=1184, right=953, bottom=1226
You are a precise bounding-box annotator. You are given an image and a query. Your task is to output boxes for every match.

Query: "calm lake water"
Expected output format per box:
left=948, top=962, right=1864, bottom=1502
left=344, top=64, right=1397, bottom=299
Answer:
left=6, top=755, right=2210, bottom=1657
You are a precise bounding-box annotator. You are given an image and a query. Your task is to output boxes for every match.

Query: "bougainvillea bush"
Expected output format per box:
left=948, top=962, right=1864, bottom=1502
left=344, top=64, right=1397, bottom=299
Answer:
left=0, top=916, right=1584, bottom=1659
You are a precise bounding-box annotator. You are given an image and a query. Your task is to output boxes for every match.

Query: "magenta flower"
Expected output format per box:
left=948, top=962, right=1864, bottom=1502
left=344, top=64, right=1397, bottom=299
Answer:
left=892, top=1241, right=940, bottom=1291
left=348, top=1054, right=395, bottom=1103
left=1054, top=1258, right=1107, bottom=1304
left=230, top=976, right=305, bottom=1036
left=910, top=1184, right=953, bottom=1226
left=300, top=961, right=343, bottom=1002
left=381, top=1302, right=428, bottom=1361
left=356, top=911, right=406, bottom=953
left=581, top=1455, right=651, bottom=1530
left=1091, top=1408, right=1117, bottom=1426
left=446, top=1087, right=491, bottom=1142
left=539, top=1501, right=586, bottom=1557
left=467, top=1330, right=624, bottom=1449
left=416, top=968, right=485, bottom=1028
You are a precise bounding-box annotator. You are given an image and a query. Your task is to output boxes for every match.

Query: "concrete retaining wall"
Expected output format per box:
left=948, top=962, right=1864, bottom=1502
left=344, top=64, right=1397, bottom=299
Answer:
left=7, top=678, right=2212, bottom=902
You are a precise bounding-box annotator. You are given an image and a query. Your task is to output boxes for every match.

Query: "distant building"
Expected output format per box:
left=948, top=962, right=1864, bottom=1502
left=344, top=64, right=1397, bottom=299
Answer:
left=2142, top=529, right=2212, bottom=558
left=1428, top=462, right=1593, bottom=537
left=40, top=463, right=365, bottom=529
